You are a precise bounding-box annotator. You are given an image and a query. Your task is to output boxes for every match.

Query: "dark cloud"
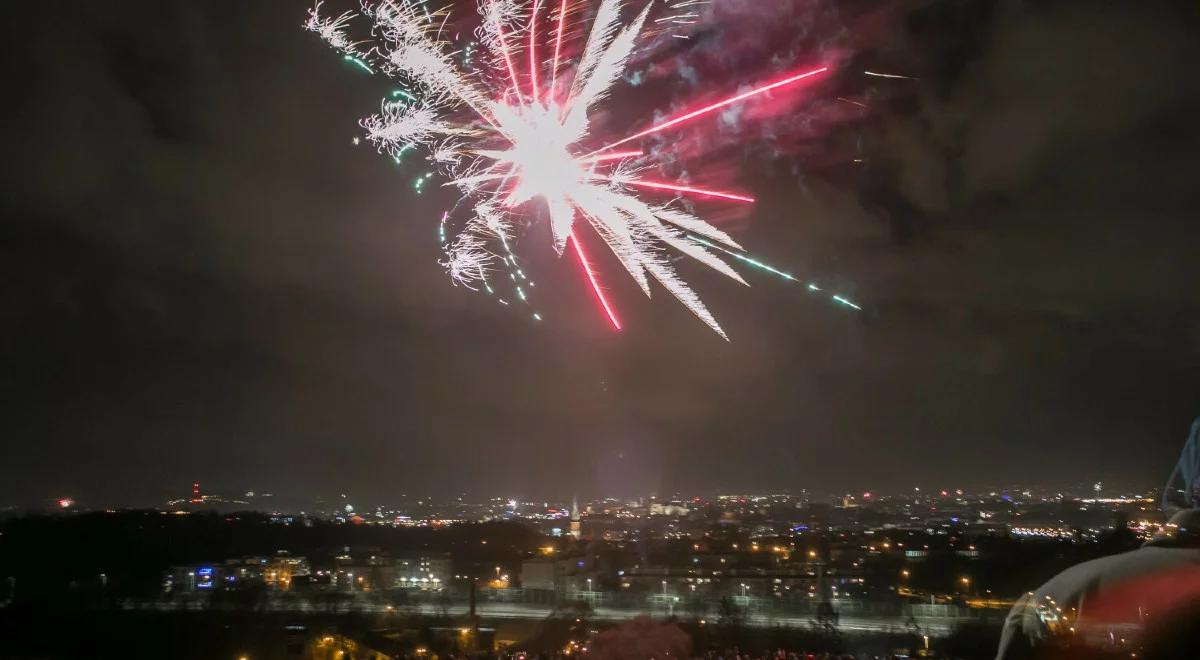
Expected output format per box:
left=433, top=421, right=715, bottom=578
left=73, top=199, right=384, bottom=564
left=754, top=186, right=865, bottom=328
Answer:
left=1, top=0, right=1198, bottom=507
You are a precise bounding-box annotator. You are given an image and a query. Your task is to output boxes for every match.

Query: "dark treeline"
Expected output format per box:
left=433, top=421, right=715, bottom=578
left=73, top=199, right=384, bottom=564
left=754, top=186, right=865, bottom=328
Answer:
left=0, top=607, right=1005, bottom=660
left=0, top=510, right=543, bottom=604
left=0, top=609, right=334, bottom=659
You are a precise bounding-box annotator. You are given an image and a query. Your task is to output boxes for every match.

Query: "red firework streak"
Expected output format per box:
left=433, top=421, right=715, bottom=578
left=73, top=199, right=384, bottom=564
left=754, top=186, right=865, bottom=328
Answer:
left=491, top=1, right=828, bottom=331
left=492, top=10, right=524, bottom=103
left=548, top=0, right=569, bottom=103
left=528, top=0, right=540, bottom=102
left=613, top=179, right=755, bottom=204
left=569, top=234, right=622, bottom=331
left=586, top=65, right=830, bottom=157
left=582, top=150, right=644, bottom=164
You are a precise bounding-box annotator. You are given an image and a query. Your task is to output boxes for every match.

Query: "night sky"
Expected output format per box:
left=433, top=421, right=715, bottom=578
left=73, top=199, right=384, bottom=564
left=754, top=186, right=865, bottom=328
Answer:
left=2, top=1, right=1199, bottom=507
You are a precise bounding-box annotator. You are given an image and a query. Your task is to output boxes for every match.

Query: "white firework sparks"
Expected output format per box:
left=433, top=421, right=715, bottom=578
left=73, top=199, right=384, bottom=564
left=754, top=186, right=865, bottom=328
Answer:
left=305, top=1, right=359, bottom=53
left=441, top=230, right=494, bottom=289
left=306, top=0, right=835, bottom=338
left=360, top=99, right=448, bottom=157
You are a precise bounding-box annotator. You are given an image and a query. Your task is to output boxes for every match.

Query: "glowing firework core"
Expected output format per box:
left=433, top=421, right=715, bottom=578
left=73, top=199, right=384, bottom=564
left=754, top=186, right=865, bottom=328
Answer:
left=475, top=102, right=590, bottom=233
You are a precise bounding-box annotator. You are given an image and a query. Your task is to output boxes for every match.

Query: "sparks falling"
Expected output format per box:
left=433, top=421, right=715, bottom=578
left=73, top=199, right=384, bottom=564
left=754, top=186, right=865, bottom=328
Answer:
left=307, top=0, right=848, bottom=338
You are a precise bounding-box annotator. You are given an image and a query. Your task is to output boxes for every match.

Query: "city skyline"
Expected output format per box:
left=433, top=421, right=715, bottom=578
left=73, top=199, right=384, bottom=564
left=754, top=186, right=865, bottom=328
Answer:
left=21, top=476, right=1165, bottom=515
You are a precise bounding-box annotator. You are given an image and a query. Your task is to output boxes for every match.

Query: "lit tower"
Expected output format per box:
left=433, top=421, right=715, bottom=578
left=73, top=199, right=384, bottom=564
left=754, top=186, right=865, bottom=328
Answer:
left=569, top=496, right=581, bottom=539
left=192, top=482, right=201, bottom=503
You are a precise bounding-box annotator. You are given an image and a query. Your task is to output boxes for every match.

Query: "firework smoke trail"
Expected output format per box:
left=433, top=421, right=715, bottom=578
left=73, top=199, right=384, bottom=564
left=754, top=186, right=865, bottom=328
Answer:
left=863, top=70, right=916, bottom=80
left=687, top=235, right=861, bottom=311
left=307, top=0, right=844, bottom=338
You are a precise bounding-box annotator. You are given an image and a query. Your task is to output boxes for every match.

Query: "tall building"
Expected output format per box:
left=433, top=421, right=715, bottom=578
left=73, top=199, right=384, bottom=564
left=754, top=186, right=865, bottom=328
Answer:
left=569, top=496, right=582, bottom=539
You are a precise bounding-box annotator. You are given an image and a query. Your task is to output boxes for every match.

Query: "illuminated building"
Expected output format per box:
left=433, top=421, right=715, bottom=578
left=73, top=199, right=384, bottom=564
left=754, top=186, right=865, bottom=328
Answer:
left=395, top=555, right=451, bottom=589
left=264, top=553, right=311, bottom=590
left=649, top=501, right=690, bottom=516
left=569, top=496, right=581, bottom=540
left=163, top=565, right=221, bottom=592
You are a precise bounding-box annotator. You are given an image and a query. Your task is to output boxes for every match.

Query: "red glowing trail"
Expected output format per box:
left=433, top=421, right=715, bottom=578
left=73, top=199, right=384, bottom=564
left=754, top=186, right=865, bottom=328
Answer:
left=492, top=5, right=524, bottom=104
left=582, top=150, right=644, bottom=163
left=548, top=0, right=569, bottom=103
left=569, top=233, right=622, bottom=331
left=614, top=178, right=755, bottom=203
left=588, top=65, right=829, bottom=155
left=528, top=0, right=541, bottom=102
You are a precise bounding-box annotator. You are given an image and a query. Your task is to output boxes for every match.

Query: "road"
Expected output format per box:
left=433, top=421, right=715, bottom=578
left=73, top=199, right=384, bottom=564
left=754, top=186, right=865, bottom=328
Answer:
left=408, top=602, right=960, bottom=636
left=127, top=598, right=968, bottom=636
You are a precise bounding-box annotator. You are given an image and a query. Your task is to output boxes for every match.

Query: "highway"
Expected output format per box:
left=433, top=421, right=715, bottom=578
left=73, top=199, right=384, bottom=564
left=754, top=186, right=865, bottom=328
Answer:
left=126, top=598, right=968, bottom=636
left=407, top=602, right=960, bottom=636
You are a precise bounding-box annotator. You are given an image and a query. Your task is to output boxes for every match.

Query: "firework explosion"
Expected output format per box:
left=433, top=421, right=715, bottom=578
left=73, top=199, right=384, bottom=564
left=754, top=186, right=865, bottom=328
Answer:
left=306, top=0, right=856, bottom=339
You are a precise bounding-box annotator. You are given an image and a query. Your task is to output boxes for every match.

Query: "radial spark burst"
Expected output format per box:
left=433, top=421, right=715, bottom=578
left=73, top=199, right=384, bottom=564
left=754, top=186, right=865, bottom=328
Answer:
left=307, top=0, right=842, bottom=338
